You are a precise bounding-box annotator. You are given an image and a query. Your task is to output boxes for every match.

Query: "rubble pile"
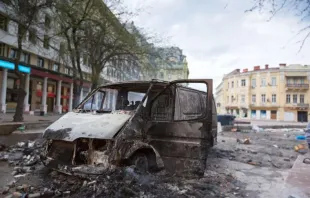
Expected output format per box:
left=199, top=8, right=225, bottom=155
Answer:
left=1, top=140, right=245, bottom=198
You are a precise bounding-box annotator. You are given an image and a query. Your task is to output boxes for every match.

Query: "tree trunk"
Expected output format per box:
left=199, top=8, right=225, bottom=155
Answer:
left=73, top=80, right=81, bottom=107
left=13, top=25, right=26, bottom=122
left=13, top=87, right=27, bottom=122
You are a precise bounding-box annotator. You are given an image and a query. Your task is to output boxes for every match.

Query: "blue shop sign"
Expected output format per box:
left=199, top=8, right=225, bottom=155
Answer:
left=0, top=59, right=31, bottom=74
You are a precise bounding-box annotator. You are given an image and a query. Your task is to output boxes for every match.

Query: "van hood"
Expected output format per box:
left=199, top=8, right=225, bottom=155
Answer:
left=43, top=112, right=132, bottom=141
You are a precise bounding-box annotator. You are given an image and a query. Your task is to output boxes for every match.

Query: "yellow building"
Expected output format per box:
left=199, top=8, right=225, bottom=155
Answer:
left=216, top=64, right=310, bottom=122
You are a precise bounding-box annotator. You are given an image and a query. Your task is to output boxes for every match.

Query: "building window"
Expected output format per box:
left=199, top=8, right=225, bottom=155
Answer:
left=271, top=77, right=276, bottom=86
left=44, top=15, right=51, bottom=29
left=29, top=29, right=37, bottom=44
left=252, top=79, right=256, bottom=87
left=43, top=35, right=50, bottom=49
left=241, top=95, right=245, bottom=103
left=261, top=94, right=266, bottom=103
left=83, top=53, right=88, bottom=65
left=252, top=95, right=256, bottom=103
left=261, top=78, right=266, bottom=87
left=231, top=96, right=233, bottom=102
left=236, top=80, right=239, bottom=87
left=0, top=14, right=8, bottom=31
left=59, top=42, right=65, bottom=56
left=9, top=48, right=17, bottom=59
left=228, top=82, right=229, bottom=88
left=241, top=79, right=246, bottom=86
left=286, top=94, right=291, bottom=103
left=53, top=63, right=59, bottom=72
left=0, top=43, right=5, bottom=56
left=301, top=78, right=305, bottom=84
left=293, top=94, right=297, bottom=103
left=160, top=72, right=164, bottom=79
left=227, top=96, right=229, bottom=103
left=37, top=57, right=44, bottom=67
left=300, top=94, right=305, bottom=104
left=64, top=67, right=69, bottom=74
left=20, top=52, right=29, bottom=64
left=232, top=81, right=234, bottom=88
left=272, top=94, right=276, bottom=103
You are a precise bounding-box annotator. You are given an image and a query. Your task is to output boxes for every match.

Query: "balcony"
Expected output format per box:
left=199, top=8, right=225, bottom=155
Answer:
left=297, top=103, right=309, bottom=108
left=286, top=83, right=309, bottom=90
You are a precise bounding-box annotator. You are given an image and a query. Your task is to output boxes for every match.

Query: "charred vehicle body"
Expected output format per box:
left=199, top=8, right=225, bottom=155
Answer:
left=41, top=79, right=217, bottom=176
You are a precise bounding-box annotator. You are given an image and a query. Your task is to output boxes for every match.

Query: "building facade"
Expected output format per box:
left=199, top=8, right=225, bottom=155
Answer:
left=216, top=64, right=310, bottom=122
left=157, top=47, right=189, bottom=81
left=0, top=2, right=188, bottom=115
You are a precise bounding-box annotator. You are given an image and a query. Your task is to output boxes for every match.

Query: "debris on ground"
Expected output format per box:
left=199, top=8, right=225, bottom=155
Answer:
left=0, top=139, right=247, bottom=198
left=294, top=144, right=308, bottom=154
left=273, top=145, right=279, bottom=148
left=303, top=158, right=310, bottom=164
left=296, top=135, right=306, bottom=140
left=237, top=138, right=251, bottom=144
left=231, top=128, right=237, bottom=132
left=252, top=125, right=263, bottom=132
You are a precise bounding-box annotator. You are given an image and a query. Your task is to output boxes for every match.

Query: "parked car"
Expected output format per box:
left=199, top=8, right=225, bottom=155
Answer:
left=40, top=79, right=217, bottom=176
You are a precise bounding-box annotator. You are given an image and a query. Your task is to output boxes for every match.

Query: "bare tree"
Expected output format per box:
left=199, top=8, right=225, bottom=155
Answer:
left=53, top=0, right=98, bottom=107
left=248, top=0, right=310, bottom=51
left=2, top=0, right=54, bottom=121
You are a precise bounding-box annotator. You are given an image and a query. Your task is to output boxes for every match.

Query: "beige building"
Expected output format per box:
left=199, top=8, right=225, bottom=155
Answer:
left=216, top=64, right=310, bottom=122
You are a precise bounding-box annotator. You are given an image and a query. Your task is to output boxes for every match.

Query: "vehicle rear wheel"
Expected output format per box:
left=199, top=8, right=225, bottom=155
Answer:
left=130, top=152, right=149, bottom=173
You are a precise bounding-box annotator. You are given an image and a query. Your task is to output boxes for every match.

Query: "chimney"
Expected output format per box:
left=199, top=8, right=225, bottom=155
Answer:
left=236, top=69, right=240, bottom=73
left=279, top=63, right=286, bottom=67
left=254, top=66, right=260, bottom=71
left=243, top=68, right=248, bottom=72
left=265, top=64, right=269, bottom=69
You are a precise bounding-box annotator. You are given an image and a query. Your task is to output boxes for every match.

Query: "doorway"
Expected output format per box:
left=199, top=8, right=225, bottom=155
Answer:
left=47, top=97, right=54, bottom=112
left=297, top=111, right=308, bottom=122
left=271, top=110, right=277, bottom=120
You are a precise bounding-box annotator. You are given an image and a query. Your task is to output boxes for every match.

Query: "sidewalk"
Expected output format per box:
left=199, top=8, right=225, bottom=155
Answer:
left=236, top=118, right=308, bottom=126
left=283, top=153, right=310, bottom=198
left=0, top=113, right=62, bottom=123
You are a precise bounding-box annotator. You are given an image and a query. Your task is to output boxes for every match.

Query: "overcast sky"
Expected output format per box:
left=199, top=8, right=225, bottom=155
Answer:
left=124, top=0, right=310, bottom=89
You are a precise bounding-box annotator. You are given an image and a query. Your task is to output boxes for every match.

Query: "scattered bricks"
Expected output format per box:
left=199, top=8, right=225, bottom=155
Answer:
left=283, top=158, right=290, bottom=162
left=243, top=139, right=251, bottom=145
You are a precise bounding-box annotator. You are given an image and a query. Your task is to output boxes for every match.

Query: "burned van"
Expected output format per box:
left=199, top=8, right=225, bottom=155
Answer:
left=41, top=79, right=217, bottom=176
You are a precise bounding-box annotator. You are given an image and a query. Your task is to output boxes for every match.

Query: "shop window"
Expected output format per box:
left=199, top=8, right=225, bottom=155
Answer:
left=36, top=81, right=42, bottom=91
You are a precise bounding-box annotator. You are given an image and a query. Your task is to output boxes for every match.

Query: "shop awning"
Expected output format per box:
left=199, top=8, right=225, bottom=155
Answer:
left=0, top=59, right=31, bottom=73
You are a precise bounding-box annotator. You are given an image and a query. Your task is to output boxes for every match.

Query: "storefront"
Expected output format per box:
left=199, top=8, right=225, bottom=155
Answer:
left=0, top=58, right=31, bottom=113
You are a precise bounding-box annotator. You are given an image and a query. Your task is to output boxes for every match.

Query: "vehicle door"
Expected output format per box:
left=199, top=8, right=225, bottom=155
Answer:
left=145, top=79, right=213, bottom=175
